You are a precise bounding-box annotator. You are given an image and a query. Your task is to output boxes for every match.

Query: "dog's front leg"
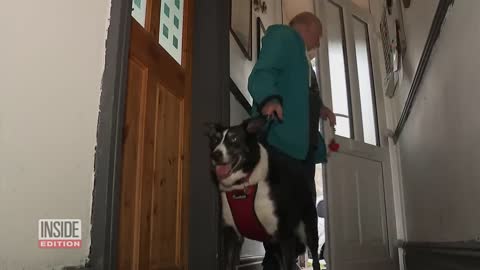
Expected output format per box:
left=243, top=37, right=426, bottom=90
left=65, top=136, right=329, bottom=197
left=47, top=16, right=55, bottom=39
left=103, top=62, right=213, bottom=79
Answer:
left=222, top=226, right=244, bottom=270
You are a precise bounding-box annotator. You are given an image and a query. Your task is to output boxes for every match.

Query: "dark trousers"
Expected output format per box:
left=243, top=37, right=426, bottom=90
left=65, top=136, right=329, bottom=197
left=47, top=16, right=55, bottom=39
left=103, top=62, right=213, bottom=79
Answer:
left=262, top=144, right=317, bottom=270
left=265, top=144, right=317, bottom=202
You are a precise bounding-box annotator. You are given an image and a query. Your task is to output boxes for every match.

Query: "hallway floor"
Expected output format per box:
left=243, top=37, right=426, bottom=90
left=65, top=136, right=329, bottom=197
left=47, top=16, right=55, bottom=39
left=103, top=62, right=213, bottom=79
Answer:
left=303, top=259, right=327, bottom=270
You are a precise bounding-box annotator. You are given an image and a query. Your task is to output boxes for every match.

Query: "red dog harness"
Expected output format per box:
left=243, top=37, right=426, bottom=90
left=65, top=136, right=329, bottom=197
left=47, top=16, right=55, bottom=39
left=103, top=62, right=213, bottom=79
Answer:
left=225, top=184, right=271, bottom=242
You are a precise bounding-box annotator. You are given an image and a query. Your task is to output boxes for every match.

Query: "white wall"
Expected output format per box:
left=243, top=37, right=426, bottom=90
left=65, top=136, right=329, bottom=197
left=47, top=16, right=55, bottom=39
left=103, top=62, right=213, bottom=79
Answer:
left=393, top=1, right=480, bottom=242
left=230, top=93, right=250, bottom=125
left=0, top=0, right=111, bottom=269
left=392, top=0, right=439, bottom=123
left=230, top=0, right=283, bottom=105
left=369, top=0, right=439, bottom=123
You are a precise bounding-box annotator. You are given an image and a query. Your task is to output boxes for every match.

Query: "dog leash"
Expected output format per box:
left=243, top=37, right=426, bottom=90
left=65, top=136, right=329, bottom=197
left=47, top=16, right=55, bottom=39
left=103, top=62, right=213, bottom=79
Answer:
left=256, top=114, right=278, bottom=143
left=255, top=113, right=340, bottom=157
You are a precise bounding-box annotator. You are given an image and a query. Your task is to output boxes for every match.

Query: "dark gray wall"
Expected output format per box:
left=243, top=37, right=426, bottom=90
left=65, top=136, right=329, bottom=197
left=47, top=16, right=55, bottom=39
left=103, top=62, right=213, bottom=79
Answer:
left=88, top=0, right=132, bottom=269
left=189, top=0, right=230, bottom=269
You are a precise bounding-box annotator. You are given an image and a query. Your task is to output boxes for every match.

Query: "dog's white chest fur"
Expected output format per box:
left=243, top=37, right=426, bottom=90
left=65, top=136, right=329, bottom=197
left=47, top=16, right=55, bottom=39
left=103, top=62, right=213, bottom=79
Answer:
left=220, top=144, right=278, bottom=236
left=252, top=180, right=278, bottom=234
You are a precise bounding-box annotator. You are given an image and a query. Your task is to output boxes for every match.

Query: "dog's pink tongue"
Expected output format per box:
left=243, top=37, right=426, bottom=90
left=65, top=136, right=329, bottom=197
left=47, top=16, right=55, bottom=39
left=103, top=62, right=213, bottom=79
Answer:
left=215, top=164, right=231, bottom=179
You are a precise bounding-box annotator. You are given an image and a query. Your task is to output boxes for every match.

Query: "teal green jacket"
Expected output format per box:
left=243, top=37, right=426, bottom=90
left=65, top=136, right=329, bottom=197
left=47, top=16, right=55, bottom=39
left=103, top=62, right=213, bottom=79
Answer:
left=248, top=24, right=327, bottom=164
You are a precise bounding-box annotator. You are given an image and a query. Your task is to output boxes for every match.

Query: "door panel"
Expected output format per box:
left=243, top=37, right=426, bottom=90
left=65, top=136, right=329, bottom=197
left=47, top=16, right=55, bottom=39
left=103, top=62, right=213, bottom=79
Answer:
left=117, top=57, right=148, bottom=270
left=316, top=0, right=398, bottom=269
left=149, top=85, right=183, bottom=269
left=329, top=154, right=389, bottom=261
left=117, top=0, right=193, bottom=268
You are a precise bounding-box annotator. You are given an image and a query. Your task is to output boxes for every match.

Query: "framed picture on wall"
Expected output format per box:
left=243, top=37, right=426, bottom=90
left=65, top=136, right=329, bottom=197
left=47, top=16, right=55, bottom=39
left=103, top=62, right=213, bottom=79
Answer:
left=230, top=0, right=252, bottom=60
left=256, top=17, right=266, bottom=60
left=403, top=0, right=411, bottom=8
left=280, top=0, right=285, bottom=24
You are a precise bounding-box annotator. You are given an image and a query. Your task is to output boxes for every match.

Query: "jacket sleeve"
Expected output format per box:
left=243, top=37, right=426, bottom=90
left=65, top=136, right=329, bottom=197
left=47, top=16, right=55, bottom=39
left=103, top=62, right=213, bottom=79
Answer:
left=248, top=29, right=294, bottom=109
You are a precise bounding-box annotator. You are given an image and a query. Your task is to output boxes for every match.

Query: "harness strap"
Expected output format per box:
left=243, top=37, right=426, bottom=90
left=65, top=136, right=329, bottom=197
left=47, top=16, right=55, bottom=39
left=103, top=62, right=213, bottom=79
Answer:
left=225, top=184, right=271, bottom=242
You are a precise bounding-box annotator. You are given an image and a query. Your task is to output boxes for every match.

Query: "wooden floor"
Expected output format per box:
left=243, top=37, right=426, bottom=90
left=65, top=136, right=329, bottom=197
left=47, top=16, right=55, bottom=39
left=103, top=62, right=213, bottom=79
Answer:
left=302, top=260, right=327, bottom=270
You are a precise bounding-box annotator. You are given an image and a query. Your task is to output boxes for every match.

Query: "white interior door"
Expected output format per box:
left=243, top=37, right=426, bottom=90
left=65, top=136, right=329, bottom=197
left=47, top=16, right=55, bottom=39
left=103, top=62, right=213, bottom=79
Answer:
left=314, top=0, right=399, bottom=269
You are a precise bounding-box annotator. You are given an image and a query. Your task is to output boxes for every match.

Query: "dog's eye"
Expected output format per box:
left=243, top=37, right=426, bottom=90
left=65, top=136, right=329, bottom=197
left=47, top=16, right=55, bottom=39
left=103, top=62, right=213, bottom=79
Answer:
left=229, top=136, right=238, bottom=143
left=210, top=134, right=221, bottom=146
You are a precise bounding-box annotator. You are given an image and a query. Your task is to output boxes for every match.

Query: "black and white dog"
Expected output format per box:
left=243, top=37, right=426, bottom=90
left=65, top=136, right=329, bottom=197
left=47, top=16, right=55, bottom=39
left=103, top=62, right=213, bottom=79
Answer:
left=206, top=117, right=320, bottom=270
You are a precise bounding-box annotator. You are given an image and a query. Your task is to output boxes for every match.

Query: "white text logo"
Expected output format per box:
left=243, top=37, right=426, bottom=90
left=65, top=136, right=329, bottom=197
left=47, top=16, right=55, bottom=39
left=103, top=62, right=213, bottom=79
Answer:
left=38, top=219, right=82, bottom=249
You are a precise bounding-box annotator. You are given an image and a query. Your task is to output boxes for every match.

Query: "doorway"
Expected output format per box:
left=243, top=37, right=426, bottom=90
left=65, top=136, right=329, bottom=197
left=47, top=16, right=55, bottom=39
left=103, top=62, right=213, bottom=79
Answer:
left=315, top=0, right=399, bottom=269
left=229, top=0, right=399, bottom=269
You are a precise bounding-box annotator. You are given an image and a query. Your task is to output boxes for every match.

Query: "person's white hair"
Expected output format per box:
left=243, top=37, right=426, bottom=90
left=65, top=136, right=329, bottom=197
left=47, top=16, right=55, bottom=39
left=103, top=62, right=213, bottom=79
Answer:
left=289, top=11, right=322, bottom=34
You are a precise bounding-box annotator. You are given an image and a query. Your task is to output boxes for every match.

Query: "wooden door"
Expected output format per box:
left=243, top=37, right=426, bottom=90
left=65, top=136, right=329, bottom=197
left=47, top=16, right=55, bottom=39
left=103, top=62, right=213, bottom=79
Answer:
left=116, top=0, right=194, bottom=269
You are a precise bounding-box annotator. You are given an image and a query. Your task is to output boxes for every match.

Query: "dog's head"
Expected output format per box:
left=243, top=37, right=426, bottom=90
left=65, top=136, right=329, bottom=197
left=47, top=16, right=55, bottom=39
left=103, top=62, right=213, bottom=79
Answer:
left=205, top=117, right=267, bottom=187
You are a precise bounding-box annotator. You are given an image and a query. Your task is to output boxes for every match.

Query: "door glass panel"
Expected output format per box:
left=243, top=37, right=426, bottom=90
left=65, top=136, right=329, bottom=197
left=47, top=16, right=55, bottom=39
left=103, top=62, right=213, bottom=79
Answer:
left=132, top=0, right=147, bottom=27
left=159, top=0, right=184, bottom=64
left=353, top=17, right=379, bottom=146
left=326, top=1, right=353, bottom=138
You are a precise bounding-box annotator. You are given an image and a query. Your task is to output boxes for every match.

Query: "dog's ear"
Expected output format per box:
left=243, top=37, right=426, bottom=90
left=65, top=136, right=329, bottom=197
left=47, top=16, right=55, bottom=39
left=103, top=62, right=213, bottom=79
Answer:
left=203, top=122, right=222, bottom=138
left=243, top=116, right=267, bottom=134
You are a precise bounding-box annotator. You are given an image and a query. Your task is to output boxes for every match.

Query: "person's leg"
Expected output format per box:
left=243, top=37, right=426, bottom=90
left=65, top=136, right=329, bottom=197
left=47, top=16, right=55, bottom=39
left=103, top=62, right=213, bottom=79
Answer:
left=303, top=197, right=320, bottom=270
left=293, top=164, right=319, bottom=270
left=305, top=148, right=317, bottom=204
left=303, top=152, right=321, bottom=269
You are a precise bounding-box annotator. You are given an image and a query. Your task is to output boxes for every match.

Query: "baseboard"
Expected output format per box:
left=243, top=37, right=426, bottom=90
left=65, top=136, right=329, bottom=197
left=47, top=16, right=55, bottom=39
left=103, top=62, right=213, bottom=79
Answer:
left=62, top=266, right=90, bottom=270
left=238, top=255, right=264, bottom=270
left=403, top=241, right=480, bottom=270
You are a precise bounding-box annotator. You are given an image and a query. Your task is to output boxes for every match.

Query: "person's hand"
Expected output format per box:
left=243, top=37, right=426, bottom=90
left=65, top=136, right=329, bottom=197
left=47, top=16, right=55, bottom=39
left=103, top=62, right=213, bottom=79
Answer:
left=261, top=101, right=283, bottom=120
left=320, top=106, right=336, bottom=127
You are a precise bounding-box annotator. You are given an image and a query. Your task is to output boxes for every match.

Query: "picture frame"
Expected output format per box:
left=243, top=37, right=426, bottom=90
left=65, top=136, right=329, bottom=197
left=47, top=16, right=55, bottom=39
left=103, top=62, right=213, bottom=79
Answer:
left=280, top=0, right=285, bottom=24
left=230, top=0, right=253, bottom=60
left=256, top=17, right=266, bottom=60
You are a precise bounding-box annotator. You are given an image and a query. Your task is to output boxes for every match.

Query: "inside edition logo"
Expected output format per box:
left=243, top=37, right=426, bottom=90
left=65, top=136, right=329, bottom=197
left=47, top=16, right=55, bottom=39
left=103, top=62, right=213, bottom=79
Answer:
left=38, top=219, right=82, bottom=249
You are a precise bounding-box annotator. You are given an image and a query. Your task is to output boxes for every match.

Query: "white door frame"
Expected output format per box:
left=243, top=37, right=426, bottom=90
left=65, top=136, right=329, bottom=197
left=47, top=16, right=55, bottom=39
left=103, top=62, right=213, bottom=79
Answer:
left=313, top=0, right=400, bottom=268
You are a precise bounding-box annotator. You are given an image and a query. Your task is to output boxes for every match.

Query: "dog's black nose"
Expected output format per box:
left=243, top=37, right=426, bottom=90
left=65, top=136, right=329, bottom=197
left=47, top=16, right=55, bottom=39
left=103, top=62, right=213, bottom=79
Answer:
left=211, top=150, right=223, bottom=162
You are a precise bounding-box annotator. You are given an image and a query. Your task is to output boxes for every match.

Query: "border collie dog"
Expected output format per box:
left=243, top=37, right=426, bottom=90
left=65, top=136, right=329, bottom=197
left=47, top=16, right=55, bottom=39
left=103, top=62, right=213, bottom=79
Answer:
left=206, top=117, right=320, bottom=270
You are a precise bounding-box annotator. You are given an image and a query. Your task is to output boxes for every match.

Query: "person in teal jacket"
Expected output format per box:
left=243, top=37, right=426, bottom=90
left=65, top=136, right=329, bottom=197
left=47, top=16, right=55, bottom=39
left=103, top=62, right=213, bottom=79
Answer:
left=248, top=12, right=335, bottom=165
left=248, top=12, right=336, bottom=269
